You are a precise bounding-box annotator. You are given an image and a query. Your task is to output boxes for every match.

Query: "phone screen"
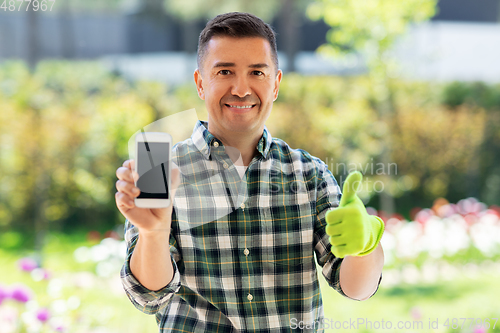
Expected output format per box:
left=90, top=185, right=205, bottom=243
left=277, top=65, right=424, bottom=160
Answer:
left=136, top=141, right=170, bottom=199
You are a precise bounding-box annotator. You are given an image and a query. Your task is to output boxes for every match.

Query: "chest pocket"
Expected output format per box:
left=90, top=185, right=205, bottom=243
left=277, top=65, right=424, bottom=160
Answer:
left=261, top=205, right=315, bottom=267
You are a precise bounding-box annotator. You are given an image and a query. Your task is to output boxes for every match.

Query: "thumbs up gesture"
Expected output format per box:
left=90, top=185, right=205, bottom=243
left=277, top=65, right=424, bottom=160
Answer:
left=325, top=171, right=385, bottom=258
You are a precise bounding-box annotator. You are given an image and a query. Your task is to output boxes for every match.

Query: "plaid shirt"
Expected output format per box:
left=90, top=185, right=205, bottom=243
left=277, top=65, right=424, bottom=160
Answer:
left=121, top=121, right=357, bottom=332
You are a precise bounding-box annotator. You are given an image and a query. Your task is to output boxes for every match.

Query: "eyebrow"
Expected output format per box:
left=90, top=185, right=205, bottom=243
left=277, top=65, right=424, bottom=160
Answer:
left=213, top=62, right=269, bottom=69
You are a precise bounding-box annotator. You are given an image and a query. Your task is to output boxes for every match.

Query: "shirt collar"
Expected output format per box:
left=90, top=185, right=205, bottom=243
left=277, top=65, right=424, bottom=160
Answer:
left=192, top=121, right=214, bottom=159
left=192, top=120, right=273, bottom=160
left=257, top=125, right=272, bottom=159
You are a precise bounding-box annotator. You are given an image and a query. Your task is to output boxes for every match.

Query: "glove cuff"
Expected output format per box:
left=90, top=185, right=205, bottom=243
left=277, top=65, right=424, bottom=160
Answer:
left=358, top=216, right=385, bottom=256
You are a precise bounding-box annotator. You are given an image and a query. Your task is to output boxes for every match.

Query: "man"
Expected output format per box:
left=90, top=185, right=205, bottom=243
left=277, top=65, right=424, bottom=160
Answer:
left=116, top=12, right=384, bottom=332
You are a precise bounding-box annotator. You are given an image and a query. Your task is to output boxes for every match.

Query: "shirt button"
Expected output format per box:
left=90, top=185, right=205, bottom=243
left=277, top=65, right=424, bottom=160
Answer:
left=213, top=141, right=219, bottom=147
left=240, top=203, right=245, bottom=209
left=243, top=248, right=249, bottom=256
left=247, top=294, right=253, bottom=301
left=223, top=162, right=229, bottom=169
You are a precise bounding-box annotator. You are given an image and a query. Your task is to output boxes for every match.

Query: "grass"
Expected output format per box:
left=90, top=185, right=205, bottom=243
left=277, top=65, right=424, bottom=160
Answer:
left=2, top=234, right=500, bottom=332
left=319, top=264, right=500, bottom=332
left=0, top=234, right=158, bottom=333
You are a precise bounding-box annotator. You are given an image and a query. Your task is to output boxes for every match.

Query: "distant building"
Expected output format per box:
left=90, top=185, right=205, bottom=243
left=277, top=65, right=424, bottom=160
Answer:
left=0, top=0, right=499, bottom=82
left=432, top=0, right=500, bottom=22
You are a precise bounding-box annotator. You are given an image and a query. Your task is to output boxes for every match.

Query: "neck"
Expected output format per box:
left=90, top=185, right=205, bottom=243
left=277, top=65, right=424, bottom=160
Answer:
left=207, top=124, right=262, bottom=166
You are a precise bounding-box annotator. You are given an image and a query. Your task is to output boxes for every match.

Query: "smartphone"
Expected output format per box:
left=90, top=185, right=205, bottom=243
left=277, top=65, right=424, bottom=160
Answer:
left=134, top=132, right=172, bottom=208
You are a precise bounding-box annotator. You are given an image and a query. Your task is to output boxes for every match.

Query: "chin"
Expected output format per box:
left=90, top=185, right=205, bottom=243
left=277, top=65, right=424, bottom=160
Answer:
left=224, top=120, right=260, bottom=132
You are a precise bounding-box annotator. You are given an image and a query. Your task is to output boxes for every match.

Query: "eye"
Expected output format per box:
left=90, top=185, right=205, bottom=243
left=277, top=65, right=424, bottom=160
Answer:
left=218, top=69, right=231, bottom=75
left=252, top=70, right=264, bottom=76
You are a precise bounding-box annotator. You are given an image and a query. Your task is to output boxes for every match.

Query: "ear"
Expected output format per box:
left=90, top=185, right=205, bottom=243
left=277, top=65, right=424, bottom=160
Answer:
left=194, top=69, right=205, bottom=100
left=273, top=69, right=283, bottom=101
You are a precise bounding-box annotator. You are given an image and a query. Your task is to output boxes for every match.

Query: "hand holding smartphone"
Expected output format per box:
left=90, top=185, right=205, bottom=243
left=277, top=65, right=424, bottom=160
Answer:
left=115, top=131, right=178, bottom=232
left=134, top=132, right=172, bottom=208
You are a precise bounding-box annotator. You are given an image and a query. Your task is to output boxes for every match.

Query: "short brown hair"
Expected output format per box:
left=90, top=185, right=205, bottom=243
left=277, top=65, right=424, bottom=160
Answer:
left=197, top=12, right=279, bottom=72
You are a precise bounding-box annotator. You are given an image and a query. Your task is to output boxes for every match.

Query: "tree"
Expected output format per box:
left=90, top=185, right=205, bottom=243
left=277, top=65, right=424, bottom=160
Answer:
left=307, top=0, right=438, bottom=214
left=0, top=61, right=156, bottom=253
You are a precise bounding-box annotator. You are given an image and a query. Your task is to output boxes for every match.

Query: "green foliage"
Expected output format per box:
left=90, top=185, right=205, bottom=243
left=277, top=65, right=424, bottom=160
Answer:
left=0, top=231, right=24, bottom=250
left=0, top=61, right=158, bottom=244
left=307, top=0, right=440, bottom=214
left=1, top=60, right=500, bottom=244
left=441, top=81, right=500, bottom=111
left=307, top=0, right=437, bottom=60
left=268, top=74, right=500, bottom=209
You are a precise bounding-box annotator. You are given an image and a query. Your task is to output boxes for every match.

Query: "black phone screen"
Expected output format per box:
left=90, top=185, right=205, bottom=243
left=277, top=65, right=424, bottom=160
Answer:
left=136, top=141, right=170, bottom=199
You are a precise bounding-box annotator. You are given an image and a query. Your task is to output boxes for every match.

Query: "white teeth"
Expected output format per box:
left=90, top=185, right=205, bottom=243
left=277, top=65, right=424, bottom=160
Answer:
left=228, top=105, right=253, bottom=109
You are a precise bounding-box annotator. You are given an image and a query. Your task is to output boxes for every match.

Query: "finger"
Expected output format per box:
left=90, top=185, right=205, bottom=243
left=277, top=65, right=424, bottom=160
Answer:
left=122, top=159, right=131, bottom=169
left=340, top=171, right=363, bottom=207
left=115, top=191, right=135, bottom=209
left=330, top=244, right=346, bottom=259
left=116, top=166, right=135, bottom=183
left=325, top=207, right=364, bottom=238
left=124, top=160, right=138, bottom=181
left=325, top=223, right=342, bottom=236
left=325, top=207, right=349, bottom=225
left=122, top=159, right=135, bottom=170
left=116, top=179, right=140, bottom=198
left=329, top=234, right=347, bottom=248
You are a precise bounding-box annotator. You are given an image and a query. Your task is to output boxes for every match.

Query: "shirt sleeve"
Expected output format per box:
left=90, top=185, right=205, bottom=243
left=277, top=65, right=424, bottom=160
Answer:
left=120, top=219, right=182, bottom=315
left=312, top=159, right=345, bottom=296
left=312, top=159, right=382, bottom=300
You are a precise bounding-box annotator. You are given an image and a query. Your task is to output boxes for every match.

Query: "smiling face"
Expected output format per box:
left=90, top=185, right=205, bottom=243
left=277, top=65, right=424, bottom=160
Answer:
left=194, top=36, right=282, bottom=142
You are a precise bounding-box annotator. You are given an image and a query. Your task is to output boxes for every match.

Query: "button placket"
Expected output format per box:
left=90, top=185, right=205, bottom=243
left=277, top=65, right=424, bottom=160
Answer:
left=262, top=208, right=273, bottom=263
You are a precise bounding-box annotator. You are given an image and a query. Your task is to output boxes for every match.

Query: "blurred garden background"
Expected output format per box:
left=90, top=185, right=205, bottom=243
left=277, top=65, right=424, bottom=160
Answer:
left=1, top=0, right=500, bottom=332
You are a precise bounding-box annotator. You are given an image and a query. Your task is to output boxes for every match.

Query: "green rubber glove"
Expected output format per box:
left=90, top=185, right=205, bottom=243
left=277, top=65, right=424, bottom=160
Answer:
left=325, top=171, right=385, bottom=258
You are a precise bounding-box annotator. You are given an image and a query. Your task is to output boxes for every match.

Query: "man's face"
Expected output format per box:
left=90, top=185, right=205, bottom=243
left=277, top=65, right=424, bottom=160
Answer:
left=194, top=36, right=282, bottom=139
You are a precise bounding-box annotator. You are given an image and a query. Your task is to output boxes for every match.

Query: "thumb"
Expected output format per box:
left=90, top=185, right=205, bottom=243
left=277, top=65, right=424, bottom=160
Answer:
left=340, top=171, right=363, bottom=207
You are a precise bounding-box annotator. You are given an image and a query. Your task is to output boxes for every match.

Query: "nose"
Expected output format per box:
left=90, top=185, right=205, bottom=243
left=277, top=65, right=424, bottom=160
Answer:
left=231, top=75, right=252, bottom=98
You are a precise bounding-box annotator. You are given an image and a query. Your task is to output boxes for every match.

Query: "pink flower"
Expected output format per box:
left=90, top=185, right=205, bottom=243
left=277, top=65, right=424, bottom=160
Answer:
left=17, top=257, right=39, bottom=272
left=415, top=208, right=434, bottom=225
left=410, top=307, right=422, bottom=320
left=54, top=324, right=66, bottom=332
left=43, top=269, right=52, bottom=280
left=36, top=307, right=50, bottom=323
left=10, top=284, right=32, bottom=303
left=473, top=327, right=486, bottom=333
